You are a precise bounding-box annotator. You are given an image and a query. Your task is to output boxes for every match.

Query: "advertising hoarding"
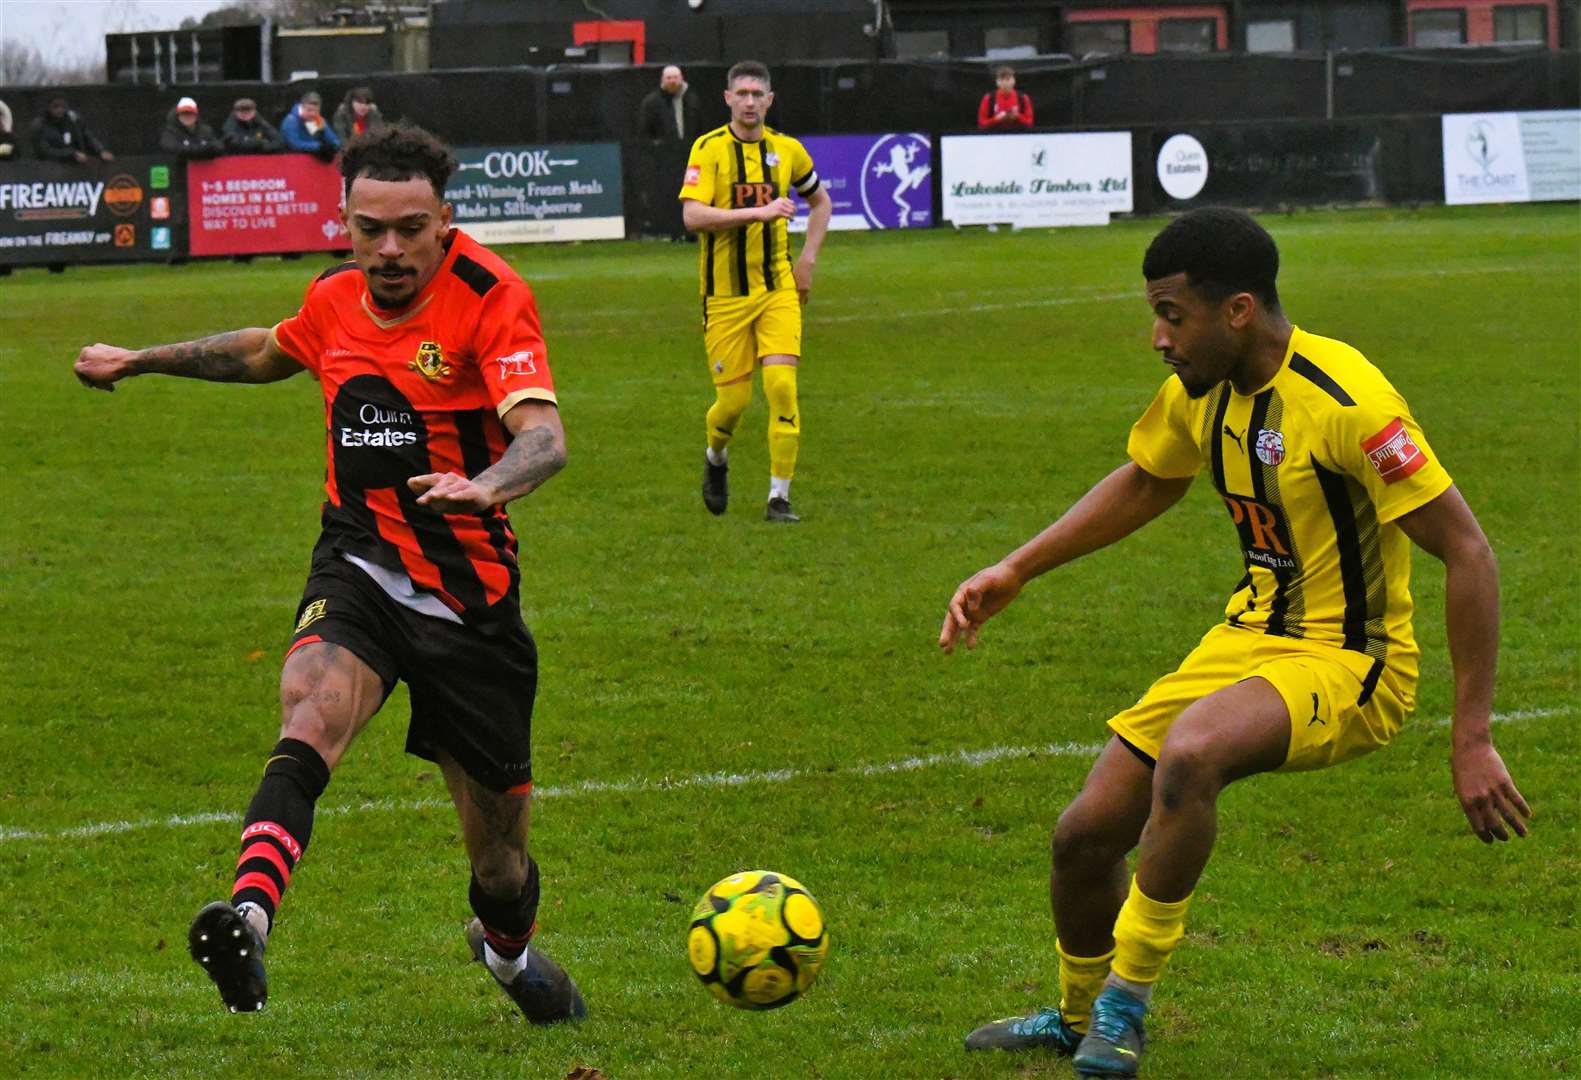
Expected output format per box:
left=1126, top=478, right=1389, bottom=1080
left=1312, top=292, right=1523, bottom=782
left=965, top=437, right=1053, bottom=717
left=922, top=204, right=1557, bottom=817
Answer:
left=1442, top=110, right=1581, bottom=205
left=0, top=158, right=181, bottom=265
left=447, top=144, right=624, bottom=244
left=187, top=153, right=347, bottom=257
left=1151, top=126, right=1387, bottom=208
left=940, top=132, right=1132, bottom=228
left=790, top=133, right=933, bottom=233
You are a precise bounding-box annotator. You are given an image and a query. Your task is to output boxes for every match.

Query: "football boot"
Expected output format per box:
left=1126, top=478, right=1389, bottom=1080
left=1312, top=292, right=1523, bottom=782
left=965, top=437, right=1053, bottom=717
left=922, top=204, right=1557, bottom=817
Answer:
left=189, top=901, right=268, bottom=1013
left=465, top=918, right=586, bottom=1024
left=1073, top=985, right=1148, bottom=1077
left=964, top=1006, right=1083, bottom=1052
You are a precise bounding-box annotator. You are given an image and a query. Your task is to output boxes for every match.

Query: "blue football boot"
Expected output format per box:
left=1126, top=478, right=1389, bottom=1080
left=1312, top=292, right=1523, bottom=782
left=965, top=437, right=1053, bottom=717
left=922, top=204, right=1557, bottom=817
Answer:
left=964, top=1006, right=1083, bottom=1052
left=1073, top=985, right=1148, bottom=1076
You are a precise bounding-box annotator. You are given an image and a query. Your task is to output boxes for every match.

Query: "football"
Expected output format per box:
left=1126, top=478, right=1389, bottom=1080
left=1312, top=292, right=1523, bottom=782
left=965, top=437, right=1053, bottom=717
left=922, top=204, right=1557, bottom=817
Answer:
left=686, top=870, right=829, bottom=1010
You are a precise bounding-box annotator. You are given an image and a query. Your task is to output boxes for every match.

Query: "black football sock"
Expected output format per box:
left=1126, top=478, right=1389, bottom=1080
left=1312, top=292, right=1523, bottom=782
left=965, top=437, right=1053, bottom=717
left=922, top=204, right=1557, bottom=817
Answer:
left=230, top=738, right=331, bottom=932
left=470, top=856, right=541, bottom=961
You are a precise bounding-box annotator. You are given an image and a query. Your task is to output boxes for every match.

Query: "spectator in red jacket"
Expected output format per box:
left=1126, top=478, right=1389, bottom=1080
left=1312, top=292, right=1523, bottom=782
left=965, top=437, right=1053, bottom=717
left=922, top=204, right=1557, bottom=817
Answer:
left=978, top=66, right=1033, bottom=131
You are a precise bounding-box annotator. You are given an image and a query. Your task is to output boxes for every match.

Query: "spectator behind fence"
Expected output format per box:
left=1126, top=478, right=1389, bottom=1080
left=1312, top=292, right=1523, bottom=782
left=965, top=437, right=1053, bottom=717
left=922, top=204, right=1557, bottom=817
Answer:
left=159, top=97, right=222, bottom=160
left=221, top=98, right=285, bottom=155
left=280, top=91, right=340, bottom=161
left=637, top=65, right=702, bottom=239
left=0, top=99, right=16, bottom=161
left=31, top=96, right=115, bottom=163
left=332, top=87, right=385, bottom=143
left=978, top=66, right=1034, bottom=132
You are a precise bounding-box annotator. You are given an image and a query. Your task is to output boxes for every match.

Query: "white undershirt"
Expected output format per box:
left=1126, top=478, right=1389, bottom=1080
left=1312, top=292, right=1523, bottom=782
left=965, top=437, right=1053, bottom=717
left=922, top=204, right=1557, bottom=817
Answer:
left=343, top=553, right=464, bottom=624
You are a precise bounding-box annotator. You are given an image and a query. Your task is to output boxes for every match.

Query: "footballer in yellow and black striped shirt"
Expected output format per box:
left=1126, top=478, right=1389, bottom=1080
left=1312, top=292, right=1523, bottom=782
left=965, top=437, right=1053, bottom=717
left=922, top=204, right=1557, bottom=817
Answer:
left=943, top=209, right=1529, bottom=1070
left=679, top=60, right=831, bottom=523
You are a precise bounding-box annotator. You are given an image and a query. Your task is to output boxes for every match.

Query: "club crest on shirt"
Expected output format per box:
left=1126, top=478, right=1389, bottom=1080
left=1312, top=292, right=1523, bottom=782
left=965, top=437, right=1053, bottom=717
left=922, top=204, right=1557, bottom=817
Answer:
left=296, top=598, right=327, bottom=632
left=765, top=151, right=780, bottom=167
left=1254, top=428, right=1285, bottom=466
left=409, top=340, right=451, bottom=382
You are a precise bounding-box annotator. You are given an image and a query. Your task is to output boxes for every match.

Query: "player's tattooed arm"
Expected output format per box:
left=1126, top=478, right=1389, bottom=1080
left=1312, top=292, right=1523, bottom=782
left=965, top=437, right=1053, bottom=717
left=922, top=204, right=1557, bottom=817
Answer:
left=75, top=327, right=303, bottom=390
left=410, top=400, right=567, bottom=512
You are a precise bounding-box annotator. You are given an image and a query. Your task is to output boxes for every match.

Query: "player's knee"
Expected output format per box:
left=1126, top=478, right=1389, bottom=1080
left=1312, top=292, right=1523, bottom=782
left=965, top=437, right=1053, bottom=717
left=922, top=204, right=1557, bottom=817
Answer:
left=278, top=674, right=350, bottom=756
left=1153, top=732, right=1222, bottom=809
left=710, top=381, right=752, bottom=428
left=1052, top=801, right=1128, bottom=871
left=472, top=846, right=529, bottom=899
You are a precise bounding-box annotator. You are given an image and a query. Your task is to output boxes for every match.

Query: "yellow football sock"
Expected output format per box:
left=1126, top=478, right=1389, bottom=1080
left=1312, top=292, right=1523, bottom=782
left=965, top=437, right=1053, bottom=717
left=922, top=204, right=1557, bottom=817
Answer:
left=1057, top=939, right=1114, bottom=1034
left=762, top=363, right=800, bottom=482
left=1110, top=876, right=1193, bottom=986
left=706, top=380, right=752, bottom=455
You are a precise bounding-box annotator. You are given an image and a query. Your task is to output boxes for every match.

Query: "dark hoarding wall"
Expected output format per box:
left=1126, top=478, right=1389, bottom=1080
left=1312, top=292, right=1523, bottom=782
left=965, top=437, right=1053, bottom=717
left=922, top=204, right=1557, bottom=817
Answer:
left=0, top=157, right=184, bottom=266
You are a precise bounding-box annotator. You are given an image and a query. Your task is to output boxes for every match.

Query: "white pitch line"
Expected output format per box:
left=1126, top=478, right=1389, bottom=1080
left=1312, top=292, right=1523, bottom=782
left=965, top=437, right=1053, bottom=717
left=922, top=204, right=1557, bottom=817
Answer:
left=0, top=740, right=1105, bottom=845
left=0, top=708, right=1565, bottom=846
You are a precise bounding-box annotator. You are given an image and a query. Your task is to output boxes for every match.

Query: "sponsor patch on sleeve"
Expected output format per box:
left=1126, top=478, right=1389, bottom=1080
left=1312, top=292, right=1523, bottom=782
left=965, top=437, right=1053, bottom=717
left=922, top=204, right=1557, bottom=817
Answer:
left=684, top=164, right=701, bottom=187
left=1361, top=417, right=1427, bottom=484
left=495, top=349, right=537, bottom=379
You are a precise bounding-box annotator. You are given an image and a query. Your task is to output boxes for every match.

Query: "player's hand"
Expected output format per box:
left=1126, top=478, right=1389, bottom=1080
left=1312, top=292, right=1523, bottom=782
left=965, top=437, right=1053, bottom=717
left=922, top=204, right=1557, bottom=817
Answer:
left=409, top=472, right=496, bottom=513
left=939, top=562, right=1023, bottom=653
left=74, top=343, right=138, bottom=391
left=756, top=197, right=796, bottom=223
left=793, top=256, right=815, bottom=304
left=1450, top=737, right=1530, bottom=843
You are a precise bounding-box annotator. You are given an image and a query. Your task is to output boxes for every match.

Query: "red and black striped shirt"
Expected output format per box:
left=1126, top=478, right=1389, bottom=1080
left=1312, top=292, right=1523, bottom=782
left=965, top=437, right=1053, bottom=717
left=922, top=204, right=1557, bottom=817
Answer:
left=271, top=229, right=557, bottom=622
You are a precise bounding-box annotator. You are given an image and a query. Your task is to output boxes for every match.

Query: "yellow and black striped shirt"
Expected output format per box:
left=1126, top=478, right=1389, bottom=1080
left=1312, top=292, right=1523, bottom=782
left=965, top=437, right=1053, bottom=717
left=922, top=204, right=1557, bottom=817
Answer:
left=679, top=124, right=820, bottom=297
left=1127, top=328, right=1453, bottom=683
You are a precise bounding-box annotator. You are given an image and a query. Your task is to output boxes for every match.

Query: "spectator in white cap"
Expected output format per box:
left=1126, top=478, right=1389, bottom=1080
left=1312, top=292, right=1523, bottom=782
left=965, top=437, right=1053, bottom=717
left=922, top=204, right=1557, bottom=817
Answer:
left=160, top=96, right=222, bottom=160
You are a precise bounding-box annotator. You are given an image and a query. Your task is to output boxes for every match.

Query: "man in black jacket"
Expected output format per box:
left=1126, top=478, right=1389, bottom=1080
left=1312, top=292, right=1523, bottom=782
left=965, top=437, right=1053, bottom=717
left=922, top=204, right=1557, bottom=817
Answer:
left=221, top=98, right=285, bottom=155
left=159, top=97, right=223, bottom=160
left=636, top=65, right=701, bottom=239
left=31, top=96, right=114, bottom=164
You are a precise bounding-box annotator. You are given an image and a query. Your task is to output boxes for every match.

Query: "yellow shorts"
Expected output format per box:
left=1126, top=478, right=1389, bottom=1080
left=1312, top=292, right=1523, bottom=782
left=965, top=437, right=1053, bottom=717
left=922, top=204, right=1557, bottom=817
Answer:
left=1106, top=623, right=1415, bottom=772
left=702, top=288, right=802, bottom=385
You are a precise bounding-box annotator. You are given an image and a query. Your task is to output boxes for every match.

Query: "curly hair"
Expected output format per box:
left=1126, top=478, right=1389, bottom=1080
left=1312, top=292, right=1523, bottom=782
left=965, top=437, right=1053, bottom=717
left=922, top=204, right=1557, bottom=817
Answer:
left=339, top=121, right=457, bottom=200
left=1142, top=207, right=1281, bottom=311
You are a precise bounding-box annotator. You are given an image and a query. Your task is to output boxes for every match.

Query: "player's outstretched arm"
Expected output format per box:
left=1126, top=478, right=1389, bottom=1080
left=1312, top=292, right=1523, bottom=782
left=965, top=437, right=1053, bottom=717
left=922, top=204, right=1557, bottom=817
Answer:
left=940, top=461, right=1191, bottom=652
left=1397, top=486, right=1531, bottom=843
left=74, top=328, right=303, bottom=391
left=409, top=400, right=566, bottom=514
left=793, top=185, right=833, bottom=305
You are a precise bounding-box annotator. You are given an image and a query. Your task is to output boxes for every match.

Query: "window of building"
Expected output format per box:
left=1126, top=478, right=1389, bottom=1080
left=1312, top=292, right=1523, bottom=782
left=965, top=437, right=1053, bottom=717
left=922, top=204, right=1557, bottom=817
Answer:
left=1246, top=18, right=1296, bottom=52
left=1066, top=20, right=1129, bottom=57
left=985, top=26, right=1039, bottom=59
left=1158, top=17, right=1218, bottom=53
left=1411, top=9, right=1466, bottom=46
left=894, top=30, right=950, bottom=59
left=1493, top=5, right=1548, bottom=43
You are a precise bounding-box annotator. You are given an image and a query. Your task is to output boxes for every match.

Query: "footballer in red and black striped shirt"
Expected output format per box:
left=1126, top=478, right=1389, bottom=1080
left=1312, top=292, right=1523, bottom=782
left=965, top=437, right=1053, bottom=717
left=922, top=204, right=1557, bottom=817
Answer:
left=74, top=123, right=585, bottom=1025
left=272, top=224, right=555, bottom=620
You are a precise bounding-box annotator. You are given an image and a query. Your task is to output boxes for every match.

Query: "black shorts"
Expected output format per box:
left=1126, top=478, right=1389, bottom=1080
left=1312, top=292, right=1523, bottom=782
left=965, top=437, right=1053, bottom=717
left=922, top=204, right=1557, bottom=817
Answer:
left=287, top=555, right=538, bottom=793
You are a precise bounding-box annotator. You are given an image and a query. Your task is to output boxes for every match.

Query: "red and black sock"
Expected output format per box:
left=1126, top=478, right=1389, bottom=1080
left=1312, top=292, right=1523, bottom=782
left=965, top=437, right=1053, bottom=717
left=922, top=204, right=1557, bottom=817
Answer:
left=469, top=856, right=541, bottom=960
left=231, top=738, right=331, bottom=930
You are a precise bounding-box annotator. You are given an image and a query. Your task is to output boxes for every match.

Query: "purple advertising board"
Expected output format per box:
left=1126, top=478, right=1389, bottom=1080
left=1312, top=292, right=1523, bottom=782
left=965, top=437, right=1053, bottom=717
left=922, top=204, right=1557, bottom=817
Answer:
left=791, top=133, right=933, bottom=233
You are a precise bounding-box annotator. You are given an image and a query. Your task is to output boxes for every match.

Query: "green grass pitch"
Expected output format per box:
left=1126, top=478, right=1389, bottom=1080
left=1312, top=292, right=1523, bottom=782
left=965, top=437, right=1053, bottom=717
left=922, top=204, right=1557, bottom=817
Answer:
left=1, top=204, right=1577, bottom=1078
